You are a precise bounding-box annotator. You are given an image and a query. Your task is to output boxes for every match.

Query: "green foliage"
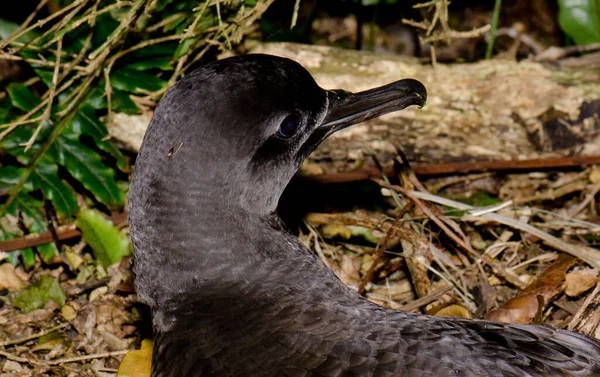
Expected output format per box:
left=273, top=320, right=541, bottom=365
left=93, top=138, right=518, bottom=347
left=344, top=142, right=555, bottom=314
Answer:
left=12, top=275, right=66, bottom=312
left=76, top=209, right=131, bottom=268
left=353, top=0, right=399, bottom=5
left=459, top=191, right=502, bottom=207
left=558, top=0, right=600, bottom=44
left=0, top=0, right=273, bottom=267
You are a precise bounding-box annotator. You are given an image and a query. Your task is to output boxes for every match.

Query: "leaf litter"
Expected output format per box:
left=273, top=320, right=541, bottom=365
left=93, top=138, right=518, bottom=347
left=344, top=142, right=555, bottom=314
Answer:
left=1, top=159, right=599, bottom=376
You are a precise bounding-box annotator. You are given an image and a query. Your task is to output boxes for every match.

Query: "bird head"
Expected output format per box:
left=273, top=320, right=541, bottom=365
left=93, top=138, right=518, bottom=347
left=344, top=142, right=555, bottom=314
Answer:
left=131, top=54, right=426, bottom=217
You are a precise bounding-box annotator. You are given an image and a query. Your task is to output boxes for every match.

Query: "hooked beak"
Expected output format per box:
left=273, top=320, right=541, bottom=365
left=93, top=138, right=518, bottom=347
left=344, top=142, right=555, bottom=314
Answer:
left=297, top=78, right=427, bottom=161
left=320, top=78, right=427, bottom=135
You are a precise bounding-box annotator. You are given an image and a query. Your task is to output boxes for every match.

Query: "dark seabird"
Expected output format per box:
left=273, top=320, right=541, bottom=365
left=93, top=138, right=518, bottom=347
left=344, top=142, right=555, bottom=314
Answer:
left=128, top=54, right=600, bottom=377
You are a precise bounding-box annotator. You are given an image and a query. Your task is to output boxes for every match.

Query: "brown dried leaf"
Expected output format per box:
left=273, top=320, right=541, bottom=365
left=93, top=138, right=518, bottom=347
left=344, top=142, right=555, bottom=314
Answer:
left=566, top=268, right=599, bottom=297
left=61, top=304, right=77, bottom=321
left=330, top=253, right=361, bottom=286
left=569, top=282, right=600, bottom=338
left=0, top=263, right=25, bottom=292
left=484, top=254, right=576, bottom=324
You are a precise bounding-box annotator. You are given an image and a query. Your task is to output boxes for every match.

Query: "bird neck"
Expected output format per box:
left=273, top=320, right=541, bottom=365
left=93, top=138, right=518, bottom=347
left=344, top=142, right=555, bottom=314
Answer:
left=131, top=197, right=347, bottom=323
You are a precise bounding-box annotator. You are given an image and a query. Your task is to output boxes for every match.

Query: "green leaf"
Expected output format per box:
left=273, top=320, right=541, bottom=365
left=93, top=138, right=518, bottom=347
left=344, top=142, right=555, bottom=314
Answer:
left=0, top=126, right=38, bottom=164
left=32, top=158, right=79, bottom=217
left=0, top=18, right=35, bottom=42
left=155, top=0, right=177, bottom=13
left=8, top=193, right=60, bottom=264
left=459, top=191, right=502, bottom=207
left=92, top=13, right=120, bottom=50
left=0, top=228, right=35, bottom=268
left=112, top=91, right=140, bottom=114
left=128, top=57, right=173, bottom=71
left=53, top=131, right=124, bottom=206
left=76, top=209, right=130, bottom=268
left=12, top=275, right=66, bottom=312
left=32, top=68, right=56, bottom=88
left=174, top=38, right=196, bottom=59
left=69, top=106, right=125, bottom=168
left=0, top=166, right=34, bottom=193
left=110, top=68, right=167, bottom=93
left=130, top=43, right=177, bottom=58
left=7, top=83, right=41, bottom=112
left=0, top=97, right=13, bottom=124
left=86, top=86, right=140, bottom=114
left=163, top=14, right=186, bottom=32
left=558, top=0, right=600, bottom=45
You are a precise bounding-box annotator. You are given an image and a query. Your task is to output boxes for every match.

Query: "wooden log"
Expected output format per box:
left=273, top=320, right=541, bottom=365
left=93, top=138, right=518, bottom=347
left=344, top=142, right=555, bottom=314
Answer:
left=108, top=42, right=600, bottom=177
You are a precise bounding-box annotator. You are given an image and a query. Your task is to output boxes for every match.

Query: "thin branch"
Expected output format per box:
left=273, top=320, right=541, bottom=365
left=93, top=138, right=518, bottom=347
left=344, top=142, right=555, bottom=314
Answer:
left=0, top=323, right=69, bottom=348
left=0, top=0, right=85, bottom=50
left=408, top=189, right=600, bottom=268
left=421, top=24, right=491, bottom=44
left=24, top=38, right=62, bottom=152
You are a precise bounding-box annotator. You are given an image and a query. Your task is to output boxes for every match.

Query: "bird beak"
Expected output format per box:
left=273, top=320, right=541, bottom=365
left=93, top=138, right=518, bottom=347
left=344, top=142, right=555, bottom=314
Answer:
left=320, top=79, right=427, bottom=134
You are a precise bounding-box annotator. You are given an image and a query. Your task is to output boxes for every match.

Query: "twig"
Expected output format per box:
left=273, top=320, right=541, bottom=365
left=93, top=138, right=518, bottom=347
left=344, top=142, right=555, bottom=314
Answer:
left=8, top=0, right=87, bottom=56
left=214, top=0, right=231, bottom=50
left=401, top=19, right=429, bottom=30
left=184, top=1, right=210, bottom=40
left=0, top=323, right=69, bottom=347
left=0, top=0, right=85, bottom=50
left=407, top=190, right=600, bottom=268
left=89, top=0, right=150, bottom=60
left=0, top=350, right=34, bottom=364
left=421, top=24, right=491, bottom=44
left=374, top=179, right=478, bottom=258
left=11, top=0, right=50, bottom=37
left=569, top=180, right=600, bottom=217
left=47, top=350, right=129, bottom=365
left=0, top=349, right=129, bottom=367
left=398, top=283, right=453, bottom=312
left=43, top=1, right=135, bottom=48
left=0, top=54, right=86, bottom=71
left=23, top=39, right=62, bottom=152
left=304, top=223, right=332, bottom=268
left=0, top=213, right=126, bottom=252
left=0, top=97, right=50, bottom=141
left=357, top=202, right=413, bottom=295
left=296, top=155, right=600, bottom=184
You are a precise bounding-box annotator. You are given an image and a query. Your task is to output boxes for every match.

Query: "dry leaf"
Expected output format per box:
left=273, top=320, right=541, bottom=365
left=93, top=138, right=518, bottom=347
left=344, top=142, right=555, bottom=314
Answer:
left=0, top=263, right=25, bottom=292
left=566, top=268, right=599, bottom=297
left=434, top=304, right=472, bottom=319
left=61, top=304, right=77, bottom=321
left=589, top=168, right=600, bottom=184
left=484, top=254, right=576, bottom=324
left=117, top=339, right=153, bottom=377
left=330, top=253, right=361, bottom=286
left=320, top=224, right=352, bottom=240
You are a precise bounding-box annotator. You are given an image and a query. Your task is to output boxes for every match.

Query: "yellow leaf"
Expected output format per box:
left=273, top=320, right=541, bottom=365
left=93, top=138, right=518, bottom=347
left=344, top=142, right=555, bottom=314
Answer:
left=61, top=304, right=77, bottom=321
left=117, top=339, right=153, bottom=377
left=434, top=304, right=472, bottom=319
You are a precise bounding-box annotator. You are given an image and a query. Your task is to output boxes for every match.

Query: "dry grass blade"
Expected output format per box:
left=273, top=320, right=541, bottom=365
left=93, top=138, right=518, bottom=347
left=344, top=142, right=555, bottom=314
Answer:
left=408, top=190, right=600, bottom=268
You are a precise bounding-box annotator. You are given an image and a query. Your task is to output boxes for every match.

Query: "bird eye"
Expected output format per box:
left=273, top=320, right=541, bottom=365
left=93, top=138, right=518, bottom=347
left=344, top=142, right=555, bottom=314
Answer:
left=278, top=113, right=301, bottom=138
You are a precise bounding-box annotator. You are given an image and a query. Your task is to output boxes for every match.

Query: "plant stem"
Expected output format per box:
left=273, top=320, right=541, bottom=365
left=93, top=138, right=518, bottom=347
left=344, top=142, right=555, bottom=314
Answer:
left=486, top=0, right=502, bottom=59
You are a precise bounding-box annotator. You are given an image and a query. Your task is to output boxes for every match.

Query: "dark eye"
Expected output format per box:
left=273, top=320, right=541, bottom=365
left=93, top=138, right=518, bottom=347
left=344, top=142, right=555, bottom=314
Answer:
left=278, top=113, right=301, bottom=138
